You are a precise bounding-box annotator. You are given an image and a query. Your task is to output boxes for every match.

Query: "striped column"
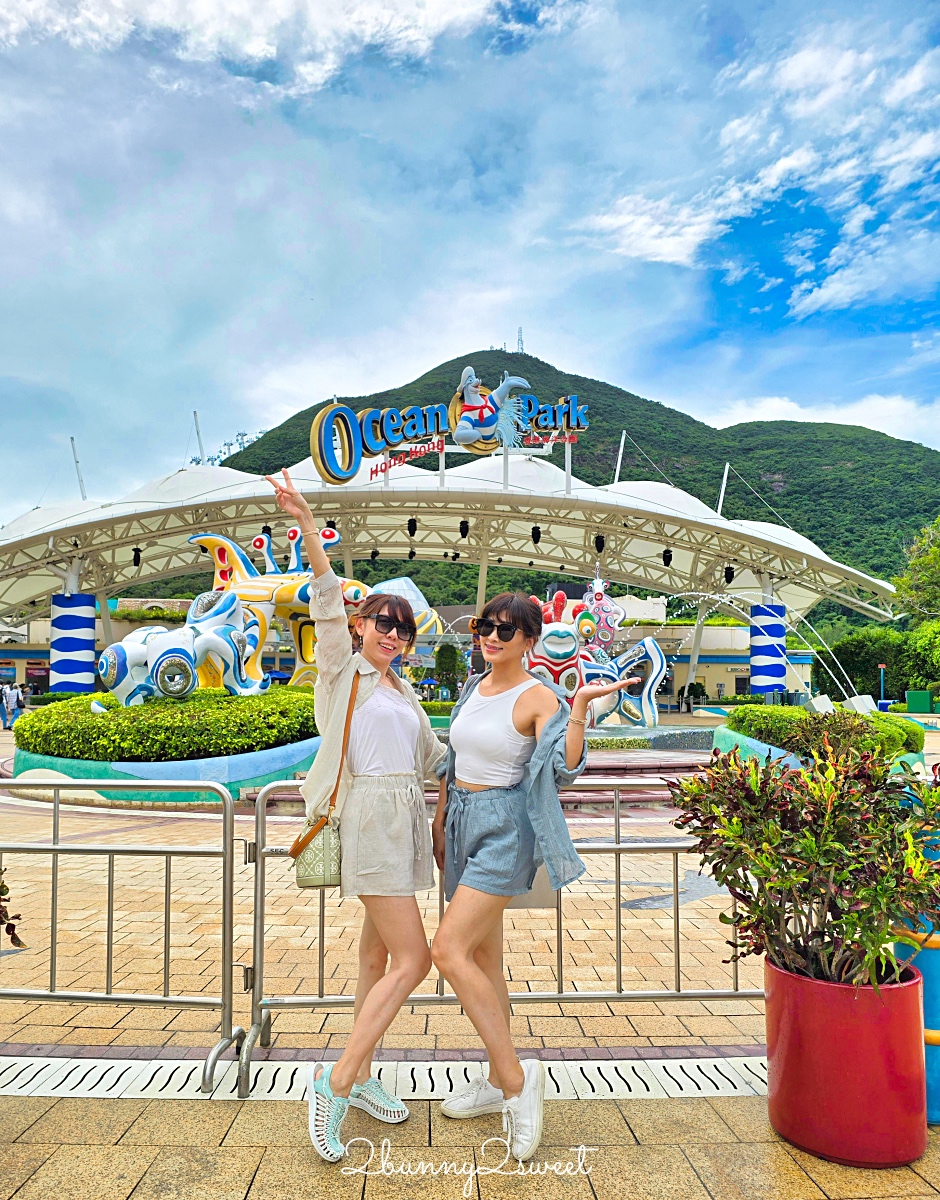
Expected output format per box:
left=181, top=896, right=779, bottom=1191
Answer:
left=750, top=603, right=787, bottom=694
left=50, top=593, right=97, bottom=693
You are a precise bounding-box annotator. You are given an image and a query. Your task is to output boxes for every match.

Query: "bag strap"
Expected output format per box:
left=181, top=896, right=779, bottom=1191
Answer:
left=288, top=671, right=360, bottom=860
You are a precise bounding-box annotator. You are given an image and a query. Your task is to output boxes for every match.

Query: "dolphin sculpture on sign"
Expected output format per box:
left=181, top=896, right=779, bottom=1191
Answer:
left=451, top=367, right=530, bottom=449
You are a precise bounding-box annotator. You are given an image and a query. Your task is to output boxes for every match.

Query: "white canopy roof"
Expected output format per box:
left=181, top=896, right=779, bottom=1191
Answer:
left=0, top=452, right=895, bottom=622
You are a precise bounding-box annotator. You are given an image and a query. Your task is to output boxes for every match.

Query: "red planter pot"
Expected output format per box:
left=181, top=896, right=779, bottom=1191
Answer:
left=765, top=959, right=927, bottom=1167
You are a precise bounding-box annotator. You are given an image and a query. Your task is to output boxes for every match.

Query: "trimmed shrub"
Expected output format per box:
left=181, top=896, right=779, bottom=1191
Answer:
left=30, top=691, right=87, bottom=706
left=889, top=702, right=908, bottom=713
left=13, top=688, right=318, bottom=763
left=719, top=695, right=765, bottom=707
left=114, top=606, right=187, bottom=625
left=419, top=701, right=456, bottom=715
left=725, top=704, right=918, bottom=759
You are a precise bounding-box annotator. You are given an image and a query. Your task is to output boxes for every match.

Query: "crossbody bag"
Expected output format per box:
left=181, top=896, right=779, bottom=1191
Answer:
left=288, top=671, right=360, bottom=888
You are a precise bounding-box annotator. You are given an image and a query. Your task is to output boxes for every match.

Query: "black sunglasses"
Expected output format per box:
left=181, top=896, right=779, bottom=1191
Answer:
left=365, top=613, right=416, bottom=640
left=469, top=616, right=521, bottom=642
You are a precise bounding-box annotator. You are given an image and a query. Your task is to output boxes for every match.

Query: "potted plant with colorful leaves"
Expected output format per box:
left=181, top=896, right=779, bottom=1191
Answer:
left=672, top=742, right=940, bottom=1168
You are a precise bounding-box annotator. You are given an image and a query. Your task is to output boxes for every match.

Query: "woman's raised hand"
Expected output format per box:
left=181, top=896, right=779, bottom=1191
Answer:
left=265, top=468, right=315, bottom=528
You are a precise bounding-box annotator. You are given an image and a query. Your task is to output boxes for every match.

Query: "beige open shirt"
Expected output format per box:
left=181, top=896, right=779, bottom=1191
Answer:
left=299, top=568, right=447, bottom=825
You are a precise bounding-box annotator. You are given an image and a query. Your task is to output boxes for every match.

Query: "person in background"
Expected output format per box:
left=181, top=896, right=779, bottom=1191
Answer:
left=4, top=683, right=24, bottom=728
left=0, top=684, right=9, bottom=730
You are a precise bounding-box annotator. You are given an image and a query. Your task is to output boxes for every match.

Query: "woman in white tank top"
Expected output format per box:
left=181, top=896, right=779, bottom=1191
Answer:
left=430, top=591, right=639, bottom=1161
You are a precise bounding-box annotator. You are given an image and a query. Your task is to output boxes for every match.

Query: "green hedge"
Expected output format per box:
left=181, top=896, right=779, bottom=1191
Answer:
left=114, top=606, right=187, bottom=625
left=719, top=695, right=765, bottom=707
left=13, top=689, right=319, bottom=762
left=419, top=701, right=456, bottom=715
left=725, top=705, right=923, bottom=758
left=29, top=691, right=87, bottom=706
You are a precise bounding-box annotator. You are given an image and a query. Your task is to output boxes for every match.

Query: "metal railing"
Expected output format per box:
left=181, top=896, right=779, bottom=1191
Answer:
left=236, top=778, right=760, bottom=1098
left=0, top=779, right=245, bottom=1092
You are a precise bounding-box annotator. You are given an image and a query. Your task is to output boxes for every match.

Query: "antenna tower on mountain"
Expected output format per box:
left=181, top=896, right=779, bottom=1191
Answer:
left=517, top=327, right=524, bottom=354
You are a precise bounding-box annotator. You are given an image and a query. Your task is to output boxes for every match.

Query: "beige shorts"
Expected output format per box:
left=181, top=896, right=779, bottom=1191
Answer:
left=339, top=773, right=434, bottom=897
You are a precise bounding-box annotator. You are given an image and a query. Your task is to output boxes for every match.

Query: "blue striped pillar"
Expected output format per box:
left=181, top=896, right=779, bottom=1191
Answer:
left=750, top=603, right=787, bottom=694
left=50, top=593, right=97, bottom=692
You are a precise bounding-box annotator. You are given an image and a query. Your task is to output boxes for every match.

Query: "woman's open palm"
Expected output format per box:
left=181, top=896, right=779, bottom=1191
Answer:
left=575, top=675, right=642, bottom=705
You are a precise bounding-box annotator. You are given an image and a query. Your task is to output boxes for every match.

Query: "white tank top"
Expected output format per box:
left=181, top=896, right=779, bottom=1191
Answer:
left=450, top=677, right=540, bottom=788
left=347, top=683, right=421, bottom=776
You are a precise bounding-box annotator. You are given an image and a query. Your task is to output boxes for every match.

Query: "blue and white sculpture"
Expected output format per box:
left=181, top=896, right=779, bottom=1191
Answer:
left=749, top=603, right=787, bottom=694
left=581, top=636, right=668, bottom=727
left=50, top=593, right=97, bottom=693
left=98, top=590, right=267, bottom=706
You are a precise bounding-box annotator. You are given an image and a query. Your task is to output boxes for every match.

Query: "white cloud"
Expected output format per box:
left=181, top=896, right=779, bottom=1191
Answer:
left=790, top=224, right=940, bottom=315
left=711, top=392, right=940, bottom=450
left=0, top=0, right=524, bottom=89
left=583, top=19, right=940, bottom=318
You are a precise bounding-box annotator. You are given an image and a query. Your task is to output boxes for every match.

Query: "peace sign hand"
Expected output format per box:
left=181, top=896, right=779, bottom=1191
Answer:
left=265, top=468, right=315, bottom=528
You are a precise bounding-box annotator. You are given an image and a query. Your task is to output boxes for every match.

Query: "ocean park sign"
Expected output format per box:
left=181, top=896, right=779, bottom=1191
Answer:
left=309, top=364, right=590, bottom=484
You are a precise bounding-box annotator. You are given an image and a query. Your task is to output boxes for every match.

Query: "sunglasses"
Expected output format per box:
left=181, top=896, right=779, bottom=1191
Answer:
left=469, top=616, right=522, bottom=642
left=365, top=613, right=416, bottom=641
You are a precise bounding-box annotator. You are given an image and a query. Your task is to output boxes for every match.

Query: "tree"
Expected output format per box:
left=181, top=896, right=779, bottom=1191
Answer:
left=814, top=622, right=940, bottom=698
left=894, top=516, right=940, bottom=624
left=435, top=643, right=466, bottom=698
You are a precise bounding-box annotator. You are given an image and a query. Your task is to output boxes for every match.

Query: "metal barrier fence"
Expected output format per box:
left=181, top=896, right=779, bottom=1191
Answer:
left=236, top=778, right=761, bottom=1098
left=0, top=779, right=245, bottom=1092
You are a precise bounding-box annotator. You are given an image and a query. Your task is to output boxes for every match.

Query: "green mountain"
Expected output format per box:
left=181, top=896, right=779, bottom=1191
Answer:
left=226, top=349, right=940, bottom=586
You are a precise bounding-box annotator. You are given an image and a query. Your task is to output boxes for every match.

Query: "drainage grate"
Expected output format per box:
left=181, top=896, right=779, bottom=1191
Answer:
left=647, top=1058, right=757, bottom=1097
left=34, top=1059, right=147, bottom=1098
left=387, top=1061, right=485, bottom=1100
left=0, top=1054, right=768, bottom=1101
left=570, top=1061, right=668, bottom=1099
left=121, top=1060, right=228, bottom=1100
left=0, top=1058, right=63, bottom=1096
left=726, top=1056, right=768, bottom=1095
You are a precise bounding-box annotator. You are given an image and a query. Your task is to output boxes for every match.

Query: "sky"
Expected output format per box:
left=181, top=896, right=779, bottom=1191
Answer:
left=0, top=0, right=938, bottom=527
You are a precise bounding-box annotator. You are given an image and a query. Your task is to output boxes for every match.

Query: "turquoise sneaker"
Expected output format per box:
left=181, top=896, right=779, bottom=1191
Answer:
left=350, top=1075, right=409, bottom=1123
left=307, top=1062, right=349, bottom=1161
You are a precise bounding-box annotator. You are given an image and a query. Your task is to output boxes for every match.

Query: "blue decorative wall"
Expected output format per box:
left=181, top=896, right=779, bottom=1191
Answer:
left=50, top=593, right=97, bottom=692
left=749, top=603, right=787, bottom=694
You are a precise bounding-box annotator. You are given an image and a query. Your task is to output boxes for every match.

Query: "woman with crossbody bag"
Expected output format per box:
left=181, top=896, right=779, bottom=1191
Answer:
left=267, top=469, right=446, bottom=1162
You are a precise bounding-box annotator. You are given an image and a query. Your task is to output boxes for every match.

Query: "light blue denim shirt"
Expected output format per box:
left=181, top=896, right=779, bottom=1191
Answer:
left=439, top=672, right=587, bottom=891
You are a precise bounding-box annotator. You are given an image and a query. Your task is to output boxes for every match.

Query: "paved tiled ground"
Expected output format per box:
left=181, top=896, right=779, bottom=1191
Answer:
left=2, top=1093, right=939, bottom=1200
left=0, top=788, right=763, bottom=1056
left=4, top=727, right=936, bottom=1059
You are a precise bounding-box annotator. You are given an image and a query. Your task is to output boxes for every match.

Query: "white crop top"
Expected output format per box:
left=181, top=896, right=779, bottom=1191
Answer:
left=449, top=677, right=540, bottom=788
left=347, top=683, right=421, bottom=776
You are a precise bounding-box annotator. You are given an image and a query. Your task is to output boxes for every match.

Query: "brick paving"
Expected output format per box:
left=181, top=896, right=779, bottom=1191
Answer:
left=3, top=1093, right=940, bottom=1200
left=0, top=770, right=763, bottom=1057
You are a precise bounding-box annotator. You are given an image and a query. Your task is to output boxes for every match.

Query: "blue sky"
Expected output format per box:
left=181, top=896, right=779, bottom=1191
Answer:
left=0, top=0, right=938, bottom=527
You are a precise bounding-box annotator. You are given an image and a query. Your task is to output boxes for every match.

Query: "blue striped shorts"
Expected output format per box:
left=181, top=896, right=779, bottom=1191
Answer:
left=443, top=782, right=537, bottom=902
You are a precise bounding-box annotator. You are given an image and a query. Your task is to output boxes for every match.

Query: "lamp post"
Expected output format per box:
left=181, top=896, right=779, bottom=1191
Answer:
left=878, top=663, right=886, bottom=704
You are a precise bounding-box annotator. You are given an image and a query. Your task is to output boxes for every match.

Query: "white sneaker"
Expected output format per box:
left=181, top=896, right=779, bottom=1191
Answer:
left=440, top=1074, right=504, bottom=1119
left=502, top=1059, right=544, bottom=1161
